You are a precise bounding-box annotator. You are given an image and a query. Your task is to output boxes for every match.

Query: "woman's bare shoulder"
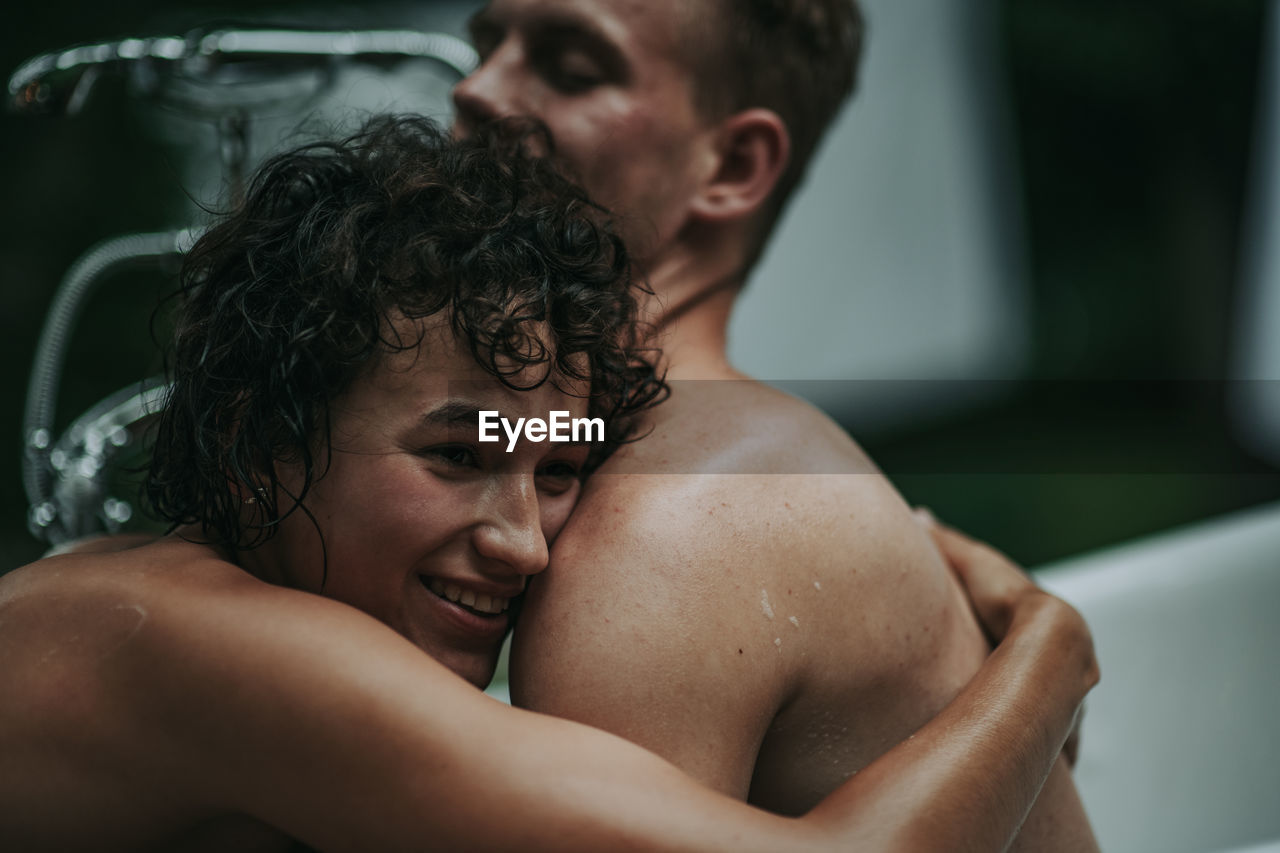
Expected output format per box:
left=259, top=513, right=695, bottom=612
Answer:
left=6, top=534, right=244, bottom=587
left=0, top=539, right=288, bottom=847
left=0, top=532, right=544, bottom=850
left=3, top=536, right=238, bottom=627
left=0, top=534, right=395, bottom=699
left=0, top=538, right=276, bottom=733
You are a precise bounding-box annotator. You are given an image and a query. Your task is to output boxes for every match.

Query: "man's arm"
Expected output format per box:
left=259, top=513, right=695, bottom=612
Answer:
left=38, top=543, right=1093, bottom=853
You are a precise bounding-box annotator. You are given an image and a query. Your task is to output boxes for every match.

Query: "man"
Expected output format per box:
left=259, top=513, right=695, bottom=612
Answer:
left=453, top=0, right=1097, bottom=847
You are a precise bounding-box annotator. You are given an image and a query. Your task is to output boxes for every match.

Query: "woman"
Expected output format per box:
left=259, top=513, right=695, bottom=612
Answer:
left=0, top=116, right=1097, bottom=851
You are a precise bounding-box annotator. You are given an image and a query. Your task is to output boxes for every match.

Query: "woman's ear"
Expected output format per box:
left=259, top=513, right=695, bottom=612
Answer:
left=689, top=108, right=791, bottom=224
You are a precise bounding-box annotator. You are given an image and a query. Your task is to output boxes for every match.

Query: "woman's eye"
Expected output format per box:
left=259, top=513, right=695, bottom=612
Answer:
left=427, top=445, right=479, bottom=468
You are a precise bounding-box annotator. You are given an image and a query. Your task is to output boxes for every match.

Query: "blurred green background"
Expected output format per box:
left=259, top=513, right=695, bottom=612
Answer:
left=2, top=0, right=1278, bottom=570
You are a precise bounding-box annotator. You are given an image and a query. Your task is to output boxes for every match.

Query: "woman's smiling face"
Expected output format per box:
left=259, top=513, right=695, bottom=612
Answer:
left=253, top=315, right=592, bottom=688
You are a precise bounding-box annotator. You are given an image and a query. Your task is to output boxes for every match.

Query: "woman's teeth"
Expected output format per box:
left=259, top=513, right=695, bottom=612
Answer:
left=425, top=577, right=510, bottom=615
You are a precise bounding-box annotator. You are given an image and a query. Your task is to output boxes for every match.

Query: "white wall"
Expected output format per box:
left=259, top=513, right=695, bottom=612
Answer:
left=730, top=0, right=1030, bottom=429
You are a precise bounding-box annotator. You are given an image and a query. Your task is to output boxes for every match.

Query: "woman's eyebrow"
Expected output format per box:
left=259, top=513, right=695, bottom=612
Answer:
left=419, top=400, right=487, bottom=428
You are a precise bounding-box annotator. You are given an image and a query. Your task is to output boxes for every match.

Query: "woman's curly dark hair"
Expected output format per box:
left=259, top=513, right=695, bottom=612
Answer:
left=147, top=115, right=665, bottom=552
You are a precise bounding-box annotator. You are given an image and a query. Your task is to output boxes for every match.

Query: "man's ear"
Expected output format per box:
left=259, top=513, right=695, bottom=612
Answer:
left=689, top=108, right=790, bottom=223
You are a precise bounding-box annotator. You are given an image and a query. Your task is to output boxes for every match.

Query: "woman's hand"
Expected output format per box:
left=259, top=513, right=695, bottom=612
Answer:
left=917, top=508, right=1098, bottom=763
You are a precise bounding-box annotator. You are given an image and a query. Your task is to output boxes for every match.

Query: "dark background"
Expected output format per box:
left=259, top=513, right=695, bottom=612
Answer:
left=3, top=0, right=1278, bottom=569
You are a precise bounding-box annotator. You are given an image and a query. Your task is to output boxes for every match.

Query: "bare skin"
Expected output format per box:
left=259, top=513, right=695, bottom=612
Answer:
left=456, top=1, right=1098, bottom=847
left=0, top=508, right=1096, bottom=852
left=514, top=316, right=1097, bottom=851
left=0, top=328, right=1096, bottom=851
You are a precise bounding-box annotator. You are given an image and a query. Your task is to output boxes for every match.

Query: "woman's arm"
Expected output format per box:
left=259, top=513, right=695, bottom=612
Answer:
left=91, top=529, right=1094, bottom=853
left=805, top=516, right=1098, bottom=850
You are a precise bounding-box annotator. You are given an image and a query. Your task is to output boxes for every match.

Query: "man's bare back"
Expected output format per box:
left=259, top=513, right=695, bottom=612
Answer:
left=513, top=374, right=1098, bottom=850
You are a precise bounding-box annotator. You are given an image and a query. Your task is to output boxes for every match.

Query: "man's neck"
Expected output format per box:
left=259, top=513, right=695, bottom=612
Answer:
left=639, top=243, right=748, bottom=381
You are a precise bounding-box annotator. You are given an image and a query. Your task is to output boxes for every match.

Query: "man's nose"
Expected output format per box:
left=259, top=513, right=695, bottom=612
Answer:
left=472, top=474, right=550, bottom=577
left=452, top=44, right=518, bottom=131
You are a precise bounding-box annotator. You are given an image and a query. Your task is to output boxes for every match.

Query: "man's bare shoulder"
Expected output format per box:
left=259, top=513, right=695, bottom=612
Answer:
left=511, top=378, right=982, bottom=795
left=558, top=379, right=910, bottom=570
left=606, top=377, right=875, bottom=477
left=564, top=378, right=940, bottom=609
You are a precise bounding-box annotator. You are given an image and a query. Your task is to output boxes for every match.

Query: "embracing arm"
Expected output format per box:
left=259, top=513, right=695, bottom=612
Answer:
left=88, top=536, right=1094, bottom=853
left=808, top=575, right=1096, bottom=849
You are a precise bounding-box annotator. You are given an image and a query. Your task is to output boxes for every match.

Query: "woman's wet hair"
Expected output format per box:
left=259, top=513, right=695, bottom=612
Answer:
left=147, top=115, right=664, bottom=551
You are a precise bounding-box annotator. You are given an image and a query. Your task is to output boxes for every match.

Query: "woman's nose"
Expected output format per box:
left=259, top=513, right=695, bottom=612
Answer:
left=472, top=474, right=550, bottom=577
